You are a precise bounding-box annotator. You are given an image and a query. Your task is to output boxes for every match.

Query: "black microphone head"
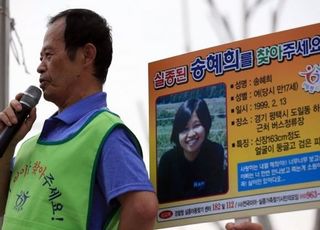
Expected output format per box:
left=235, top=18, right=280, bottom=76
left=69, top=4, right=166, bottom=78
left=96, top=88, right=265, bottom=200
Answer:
left=20, top=85, right=42, bottom=108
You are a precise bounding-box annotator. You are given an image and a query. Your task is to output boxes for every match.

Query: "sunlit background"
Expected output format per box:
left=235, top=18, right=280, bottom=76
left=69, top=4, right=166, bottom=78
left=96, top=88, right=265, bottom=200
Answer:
left=4, top=0, right=320, bottom=229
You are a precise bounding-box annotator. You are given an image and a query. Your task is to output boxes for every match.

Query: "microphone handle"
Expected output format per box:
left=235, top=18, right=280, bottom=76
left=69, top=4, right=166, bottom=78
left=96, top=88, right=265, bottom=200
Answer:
left=0, top=104, right=31, bottom=158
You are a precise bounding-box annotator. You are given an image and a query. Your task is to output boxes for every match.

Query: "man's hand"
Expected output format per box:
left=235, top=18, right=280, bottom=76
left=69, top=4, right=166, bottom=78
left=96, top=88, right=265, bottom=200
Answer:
left=0, top=93, right=37, bottom=156
left=225, top=221, right=264, bottom=230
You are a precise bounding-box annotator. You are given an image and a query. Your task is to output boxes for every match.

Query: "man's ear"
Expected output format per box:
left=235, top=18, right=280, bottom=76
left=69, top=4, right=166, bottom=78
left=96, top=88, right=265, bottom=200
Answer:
left=82, top=43, right=96, bottom=66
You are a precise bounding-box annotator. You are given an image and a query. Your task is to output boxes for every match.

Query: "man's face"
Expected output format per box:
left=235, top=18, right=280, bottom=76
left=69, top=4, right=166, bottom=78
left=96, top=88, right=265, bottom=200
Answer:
left=37, top=17, right=84, bottom=110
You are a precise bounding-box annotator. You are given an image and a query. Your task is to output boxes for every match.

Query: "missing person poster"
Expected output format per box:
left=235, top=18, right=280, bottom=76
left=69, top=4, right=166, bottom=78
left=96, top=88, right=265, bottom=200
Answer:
left=148, top=23, right=320, bottom=229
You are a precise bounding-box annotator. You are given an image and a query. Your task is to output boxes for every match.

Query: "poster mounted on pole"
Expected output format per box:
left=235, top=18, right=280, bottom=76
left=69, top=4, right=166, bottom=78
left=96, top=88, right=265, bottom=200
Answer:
left=148, top=23, right=320, bottom=229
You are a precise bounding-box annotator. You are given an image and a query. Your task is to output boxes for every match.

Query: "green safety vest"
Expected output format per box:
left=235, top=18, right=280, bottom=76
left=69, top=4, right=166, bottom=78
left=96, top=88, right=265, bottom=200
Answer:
left=2, top=110, right=135, bottom=230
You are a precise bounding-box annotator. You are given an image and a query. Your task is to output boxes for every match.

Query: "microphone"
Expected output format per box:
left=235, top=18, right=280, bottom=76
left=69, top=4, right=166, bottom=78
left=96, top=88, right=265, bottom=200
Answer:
left=0, top=85, right=42, bottom=158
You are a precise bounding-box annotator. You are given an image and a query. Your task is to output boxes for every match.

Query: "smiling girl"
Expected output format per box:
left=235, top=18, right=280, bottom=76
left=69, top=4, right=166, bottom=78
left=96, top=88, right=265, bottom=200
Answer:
left=157, top=98, right=228, bottom=203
